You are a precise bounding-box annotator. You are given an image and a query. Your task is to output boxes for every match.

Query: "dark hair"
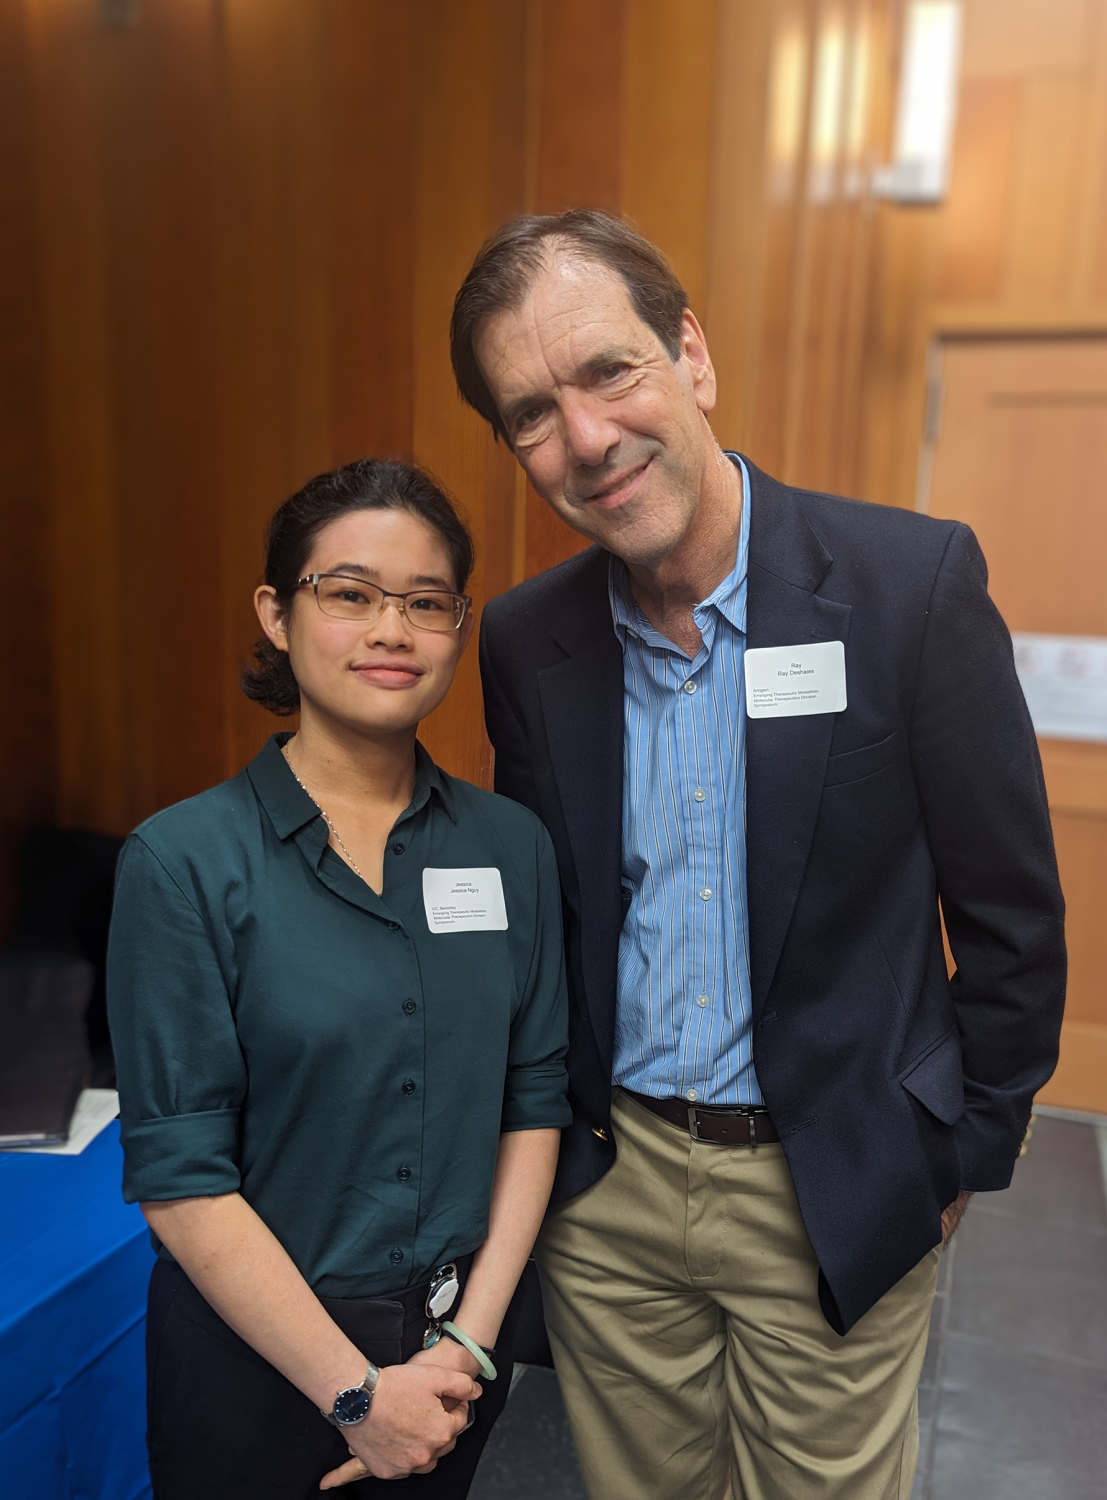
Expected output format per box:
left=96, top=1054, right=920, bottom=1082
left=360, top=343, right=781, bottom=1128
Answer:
left=242, top=457, right=474, bottom=716
left=450, top=209, right=690, bottom=442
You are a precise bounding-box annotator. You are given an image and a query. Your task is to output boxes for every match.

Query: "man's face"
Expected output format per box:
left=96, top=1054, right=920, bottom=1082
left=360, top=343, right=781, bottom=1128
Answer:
left=474, top=255, right=718, bottom=569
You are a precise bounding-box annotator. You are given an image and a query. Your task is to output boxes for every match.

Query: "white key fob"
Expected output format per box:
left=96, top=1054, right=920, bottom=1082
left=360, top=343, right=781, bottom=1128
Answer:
left=428, top=1276, right=459, bottom=1318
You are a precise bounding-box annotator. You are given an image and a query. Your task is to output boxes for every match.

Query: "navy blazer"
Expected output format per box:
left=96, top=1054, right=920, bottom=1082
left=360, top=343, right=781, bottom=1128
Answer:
left=479, top=459, right=1066, bottom=1332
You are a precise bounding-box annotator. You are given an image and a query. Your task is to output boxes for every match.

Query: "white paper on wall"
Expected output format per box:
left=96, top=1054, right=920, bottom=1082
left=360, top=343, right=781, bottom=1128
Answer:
left=1012, top=633, right=1107, bottom=743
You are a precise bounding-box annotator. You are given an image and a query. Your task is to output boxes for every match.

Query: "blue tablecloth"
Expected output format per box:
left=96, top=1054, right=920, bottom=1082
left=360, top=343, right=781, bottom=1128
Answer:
left=0, top=1121, right=155, bottom=1500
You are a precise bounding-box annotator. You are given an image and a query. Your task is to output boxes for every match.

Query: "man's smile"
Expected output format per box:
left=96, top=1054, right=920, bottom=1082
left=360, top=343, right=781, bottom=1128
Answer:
left=576, top=456, right=655, bottom=509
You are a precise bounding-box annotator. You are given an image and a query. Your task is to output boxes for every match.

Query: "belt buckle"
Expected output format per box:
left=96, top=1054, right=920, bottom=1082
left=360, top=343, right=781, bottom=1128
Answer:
left=687, top=1104, right=759, bottom=1148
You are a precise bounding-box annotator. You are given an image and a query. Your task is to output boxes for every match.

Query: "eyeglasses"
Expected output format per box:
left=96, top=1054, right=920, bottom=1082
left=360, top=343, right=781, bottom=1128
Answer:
left=296, top=574, right=471, bottom=634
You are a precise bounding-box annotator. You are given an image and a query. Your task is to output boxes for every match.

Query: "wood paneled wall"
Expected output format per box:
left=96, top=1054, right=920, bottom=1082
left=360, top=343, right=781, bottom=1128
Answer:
left=4, top=0, right=1107, bottom=933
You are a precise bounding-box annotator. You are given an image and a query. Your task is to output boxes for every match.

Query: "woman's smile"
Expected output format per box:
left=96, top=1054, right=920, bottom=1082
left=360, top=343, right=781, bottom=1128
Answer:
left=349, top=655, right=427, bottom=689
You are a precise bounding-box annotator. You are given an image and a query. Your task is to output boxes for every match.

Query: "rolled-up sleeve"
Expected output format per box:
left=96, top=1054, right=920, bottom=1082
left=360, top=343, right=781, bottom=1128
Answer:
left=501, top=829, right=572, bottom=1132
left=107, top=834, right=245, bottom=1202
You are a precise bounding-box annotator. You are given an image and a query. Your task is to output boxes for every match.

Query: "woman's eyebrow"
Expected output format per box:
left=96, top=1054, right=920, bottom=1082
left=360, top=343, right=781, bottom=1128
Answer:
left=323, top=563, right=454, bottom=590
left=408, top=573, right=455, bottom=589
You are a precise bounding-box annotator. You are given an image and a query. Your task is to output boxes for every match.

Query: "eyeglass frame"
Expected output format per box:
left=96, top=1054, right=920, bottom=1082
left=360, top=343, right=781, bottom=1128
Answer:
left=295, top=573, right=472, bottom=633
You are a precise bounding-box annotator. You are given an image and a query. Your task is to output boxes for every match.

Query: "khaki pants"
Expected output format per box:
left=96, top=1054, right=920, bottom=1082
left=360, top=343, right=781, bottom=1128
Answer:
left=536, top=1090, right=939, bottom=1500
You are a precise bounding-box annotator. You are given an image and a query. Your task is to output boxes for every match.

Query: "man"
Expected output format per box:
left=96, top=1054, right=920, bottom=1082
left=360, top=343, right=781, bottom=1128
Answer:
left=450, top=210, right=1065, bottom=1499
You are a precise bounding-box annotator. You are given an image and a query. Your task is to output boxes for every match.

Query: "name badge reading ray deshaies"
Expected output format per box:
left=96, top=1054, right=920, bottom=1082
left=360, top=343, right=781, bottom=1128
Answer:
left=422, top=868, right=509, bottom=933
left=744, top=641, right=847, bottom=719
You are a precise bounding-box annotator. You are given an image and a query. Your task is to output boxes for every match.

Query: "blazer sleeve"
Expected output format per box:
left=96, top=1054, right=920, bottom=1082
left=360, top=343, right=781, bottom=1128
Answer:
left=909, top=523, right=1066, bottom=1191
left=480, top=607, right=542, bottom=815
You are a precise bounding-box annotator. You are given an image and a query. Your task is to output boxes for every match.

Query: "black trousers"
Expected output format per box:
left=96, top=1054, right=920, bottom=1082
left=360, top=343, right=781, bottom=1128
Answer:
left=145, top=1258, right=523, bottom=1500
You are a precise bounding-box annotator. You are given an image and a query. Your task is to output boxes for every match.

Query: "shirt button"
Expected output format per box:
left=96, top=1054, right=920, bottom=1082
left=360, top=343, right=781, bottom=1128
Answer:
left=699, top=887, right=713, bottom=901
left=693, top=788, right=707, bottom=802
left=386, top=921, right=400, bottom=932
left=403, top=1000, right=417, bottom=1015
left=392, top=842, right=405, bottom=855
left=696, top=993, right=710, bottom=1008
left=401, top=1078, right=416, bottom=1095
left=683, top=680, right=698, bottom=694
left=389, top=1248, right=404, bottom=1265
left=686, top=1089, right=699, bottom=1102
left=397, top=1166, right=411, bottom=1182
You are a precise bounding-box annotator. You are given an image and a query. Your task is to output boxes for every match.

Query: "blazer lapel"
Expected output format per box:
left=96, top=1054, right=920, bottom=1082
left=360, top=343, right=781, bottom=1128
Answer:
left=745, top=463, right=852, bottom=1010
left=537, top=560, right=623, bottom=1073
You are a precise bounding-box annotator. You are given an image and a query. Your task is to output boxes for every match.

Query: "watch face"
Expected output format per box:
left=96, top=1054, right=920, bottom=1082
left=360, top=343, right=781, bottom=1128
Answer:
left=333, top=1385, right=373, bottom=1426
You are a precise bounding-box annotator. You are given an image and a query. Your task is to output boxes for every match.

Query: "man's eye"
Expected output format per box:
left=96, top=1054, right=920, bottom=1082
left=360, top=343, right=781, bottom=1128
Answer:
left=516, top=406, right=544, bottom=430
left=597, top=363, right=628, bottom=381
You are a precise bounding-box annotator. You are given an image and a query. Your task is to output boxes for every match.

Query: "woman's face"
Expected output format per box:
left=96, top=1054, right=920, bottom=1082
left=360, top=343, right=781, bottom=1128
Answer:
left=254, top=507, right=473, bottom=740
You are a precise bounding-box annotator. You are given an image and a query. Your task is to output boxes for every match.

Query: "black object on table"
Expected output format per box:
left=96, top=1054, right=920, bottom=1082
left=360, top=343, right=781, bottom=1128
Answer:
left=3, top=826, right=123, bottom=1089
left=0, top=950, right=94, bottom=1147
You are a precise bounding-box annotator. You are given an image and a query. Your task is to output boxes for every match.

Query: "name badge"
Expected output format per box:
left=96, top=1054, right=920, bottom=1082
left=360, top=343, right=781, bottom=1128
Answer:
left=744, top=641, right=847, bottom=719
left=422, top=867, right=509, bottom=933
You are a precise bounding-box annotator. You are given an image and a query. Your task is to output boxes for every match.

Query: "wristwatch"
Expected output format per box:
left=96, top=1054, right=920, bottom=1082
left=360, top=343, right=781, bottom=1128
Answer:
left=322, top=1362, right=380, bottom=1427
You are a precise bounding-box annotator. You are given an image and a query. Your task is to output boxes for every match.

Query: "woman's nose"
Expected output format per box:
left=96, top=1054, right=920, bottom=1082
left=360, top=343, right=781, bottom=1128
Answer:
left=363, top=596, right=412, bottom=644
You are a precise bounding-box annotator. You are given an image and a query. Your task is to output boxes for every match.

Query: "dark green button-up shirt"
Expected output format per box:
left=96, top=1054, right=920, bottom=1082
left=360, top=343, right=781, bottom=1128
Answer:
left=107, top=735, right=570, bottom=1297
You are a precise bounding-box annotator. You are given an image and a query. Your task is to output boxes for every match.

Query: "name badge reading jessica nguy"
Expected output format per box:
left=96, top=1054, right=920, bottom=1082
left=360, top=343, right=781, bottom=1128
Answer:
left=422, top=868, right=509, bottom=933
left=744, top=641, right=847, bottom=719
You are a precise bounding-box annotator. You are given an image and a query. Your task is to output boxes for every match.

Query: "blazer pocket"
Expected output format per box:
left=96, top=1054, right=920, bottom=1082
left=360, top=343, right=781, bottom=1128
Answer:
left=899, top=1026, right=964, bottom=1126
left=824, top=730, right=901, bottom=788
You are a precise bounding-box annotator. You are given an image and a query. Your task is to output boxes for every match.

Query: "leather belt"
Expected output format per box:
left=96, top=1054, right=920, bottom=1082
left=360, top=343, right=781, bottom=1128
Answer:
left=624, top=1089, right=779, bottom=1146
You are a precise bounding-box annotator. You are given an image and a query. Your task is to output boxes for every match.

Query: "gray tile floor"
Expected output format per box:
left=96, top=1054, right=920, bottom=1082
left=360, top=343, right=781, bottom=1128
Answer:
left=471, top=1112, right=1107, bottom=1500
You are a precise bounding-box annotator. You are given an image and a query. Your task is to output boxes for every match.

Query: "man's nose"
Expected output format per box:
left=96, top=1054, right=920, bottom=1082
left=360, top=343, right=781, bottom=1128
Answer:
left=561, top=392, right=620, bottom=468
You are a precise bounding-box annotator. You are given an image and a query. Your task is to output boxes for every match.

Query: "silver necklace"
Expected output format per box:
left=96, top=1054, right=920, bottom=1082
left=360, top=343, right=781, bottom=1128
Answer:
left=282, top=745, right=364, bottom=881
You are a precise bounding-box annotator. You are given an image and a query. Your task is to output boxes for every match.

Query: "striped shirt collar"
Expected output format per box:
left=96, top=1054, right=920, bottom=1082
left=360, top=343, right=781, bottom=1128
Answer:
left=608, top=452, right=751, bottom=645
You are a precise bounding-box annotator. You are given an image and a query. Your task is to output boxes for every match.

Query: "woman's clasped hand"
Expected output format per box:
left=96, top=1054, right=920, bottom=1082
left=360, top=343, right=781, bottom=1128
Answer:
left=319, top=1354, right=483, bottom=1488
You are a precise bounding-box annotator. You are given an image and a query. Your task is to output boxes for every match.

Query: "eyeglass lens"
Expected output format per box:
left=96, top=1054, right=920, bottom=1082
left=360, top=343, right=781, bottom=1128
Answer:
left=313, top=576, right=464, bottom=632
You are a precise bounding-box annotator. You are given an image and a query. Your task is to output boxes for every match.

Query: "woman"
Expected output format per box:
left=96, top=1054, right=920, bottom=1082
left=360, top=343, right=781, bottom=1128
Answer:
left=107, top=459, right=570, bottom=1499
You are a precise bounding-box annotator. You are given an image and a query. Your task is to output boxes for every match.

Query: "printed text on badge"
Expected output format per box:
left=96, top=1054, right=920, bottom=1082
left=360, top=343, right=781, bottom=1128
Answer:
left=422, top=867, right=509, bottom=933
left=744, top=641, right=847, bottom=719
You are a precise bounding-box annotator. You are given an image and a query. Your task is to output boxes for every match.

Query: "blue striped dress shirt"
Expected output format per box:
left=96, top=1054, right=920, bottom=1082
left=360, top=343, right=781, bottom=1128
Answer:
left=608, top=454, right=762, bottom=1106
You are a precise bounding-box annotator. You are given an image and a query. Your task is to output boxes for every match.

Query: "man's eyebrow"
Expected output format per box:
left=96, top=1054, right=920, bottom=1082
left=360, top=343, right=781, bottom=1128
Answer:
left=501, top=349, right=631, bottom=429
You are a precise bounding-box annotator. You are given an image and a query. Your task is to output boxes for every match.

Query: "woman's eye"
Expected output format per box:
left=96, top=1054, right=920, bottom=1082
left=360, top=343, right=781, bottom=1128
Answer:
left=336, top=588, right=369, bottom=604
left=410, top=596, right=446, bottom=612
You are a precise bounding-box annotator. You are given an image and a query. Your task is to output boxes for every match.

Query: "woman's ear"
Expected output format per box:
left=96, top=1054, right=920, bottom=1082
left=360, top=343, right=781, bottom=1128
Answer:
left=254, top=586, right=290, bottom=653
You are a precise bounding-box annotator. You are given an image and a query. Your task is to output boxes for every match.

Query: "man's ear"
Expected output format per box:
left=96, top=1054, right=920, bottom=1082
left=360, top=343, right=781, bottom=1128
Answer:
left=254, top=586, right=290, bottom=653
left=680, top=309, right=717, bottom=415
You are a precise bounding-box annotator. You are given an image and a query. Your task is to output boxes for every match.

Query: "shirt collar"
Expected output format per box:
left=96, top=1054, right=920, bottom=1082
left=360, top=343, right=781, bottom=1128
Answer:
left=608, top=451, right=751, bottom=640
left=247, top=733, right=456, bottom=842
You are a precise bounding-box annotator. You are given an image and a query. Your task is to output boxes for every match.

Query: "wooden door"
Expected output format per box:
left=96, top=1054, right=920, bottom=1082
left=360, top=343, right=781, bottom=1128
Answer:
left=924, top=336, right=1107, bottom=1114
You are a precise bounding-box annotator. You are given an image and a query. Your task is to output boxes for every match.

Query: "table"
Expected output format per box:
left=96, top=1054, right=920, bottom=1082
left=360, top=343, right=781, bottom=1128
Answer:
left=0, top=1121, right=155, bottom=1500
